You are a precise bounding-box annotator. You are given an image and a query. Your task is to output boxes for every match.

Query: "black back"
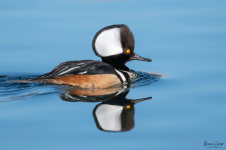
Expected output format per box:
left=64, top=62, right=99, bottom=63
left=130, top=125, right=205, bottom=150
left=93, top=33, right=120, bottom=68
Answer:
left=32, top=60, right=116, bottom=80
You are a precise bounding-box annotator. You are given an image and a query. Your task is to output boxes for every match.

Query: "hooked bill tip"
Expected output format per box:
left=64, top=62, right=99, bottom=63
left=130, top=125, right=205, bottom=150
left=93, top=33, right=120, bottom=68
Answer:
left=131, top=53, right=152, bottom=62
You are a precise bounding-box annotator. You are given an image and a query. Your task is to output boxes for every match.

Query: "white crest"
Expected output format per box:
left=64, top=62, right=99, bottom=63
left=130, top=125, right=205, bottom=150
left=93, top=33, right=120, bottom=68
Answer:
left=94, top=28, right=123, bottom=57
left=95, top=104, right=123, bottom=131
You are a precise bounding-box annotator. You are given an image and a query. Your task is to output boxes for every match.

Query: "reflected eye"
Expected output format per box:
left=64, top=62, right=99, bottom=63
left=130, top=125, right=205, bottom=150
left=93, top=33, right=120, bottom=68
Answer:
left=126, top=105, right=131, bottom=109
left=126, top=49, right=131, bottom=53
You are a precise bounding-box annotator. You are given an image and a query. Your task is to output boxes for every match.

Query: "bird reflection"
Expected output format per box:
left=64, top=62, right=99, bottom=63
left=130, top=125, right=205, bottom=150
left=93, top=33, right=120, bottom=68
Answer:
left=60, top=87, right=123, bottom=102
left=60, top=88, right=151, bottom=132
left=93, top=90, right=151, bottom=132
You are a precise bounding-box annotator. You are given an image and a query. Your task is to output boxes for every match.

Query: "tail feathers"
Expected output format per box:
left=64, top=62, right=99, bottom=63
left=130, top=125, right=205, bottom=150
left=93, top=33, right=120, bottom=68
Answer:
left=7, top=79, right=55, bottom=84
left=7, top=79, right=34, bottom=83
left=8, top=73, right=53, bottom=83
left=31, top=73, right=50, bottom=80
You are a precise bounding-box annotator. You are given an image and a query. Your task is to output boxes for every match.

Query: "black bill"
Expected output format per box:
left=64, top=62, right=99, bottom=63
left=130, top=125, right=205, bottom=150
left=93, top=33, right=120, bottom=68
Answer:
left=131, top=97, right=152, bottom=104
left=131, top=53, right=152, bottom=62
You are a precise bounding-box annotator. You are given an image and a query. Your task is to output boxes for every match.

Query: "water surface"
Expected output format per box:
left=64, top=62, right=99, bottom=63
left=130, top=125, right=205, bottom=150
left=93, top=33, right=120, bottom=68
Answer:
left=0, top=0, right=226, bottom=149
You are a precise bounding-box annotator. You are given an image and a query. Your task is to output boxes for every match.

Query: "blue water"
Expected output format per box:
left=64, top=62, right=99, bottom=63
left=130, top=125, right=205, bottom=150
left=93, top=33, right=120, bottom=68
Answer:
left=0, top=0, right=226, bottom=149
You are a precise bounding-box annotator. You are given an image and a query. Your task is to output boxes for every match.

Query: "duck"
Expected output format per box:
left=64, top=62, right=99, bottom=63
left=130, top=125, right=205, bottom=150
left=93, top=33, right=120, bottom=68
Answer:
left=13, top=24, right=151, bottom=89
left=93, top=90, right=151, bottom=132
left=61, top=88, right=152, bottom=132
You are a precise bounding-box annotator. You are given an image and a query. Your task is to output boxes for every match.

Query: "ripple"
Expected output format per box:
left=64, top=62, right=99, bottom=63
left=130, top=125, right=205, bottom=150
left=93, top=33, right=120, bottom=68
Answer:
left=0, top=71, right=160, bottom=102
left=0, top=75, right=59, bottom=102
left=128, top=70, right=160, bottom=88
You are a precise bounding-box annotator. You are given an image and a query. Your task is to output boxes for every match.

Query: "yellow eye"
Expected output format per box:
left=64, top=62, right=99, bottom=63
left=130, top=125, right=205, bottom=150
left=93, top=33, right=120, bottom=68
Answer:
left=126, top=105, right=131, bottom=109
left=126, top=49, right=131, bottom=53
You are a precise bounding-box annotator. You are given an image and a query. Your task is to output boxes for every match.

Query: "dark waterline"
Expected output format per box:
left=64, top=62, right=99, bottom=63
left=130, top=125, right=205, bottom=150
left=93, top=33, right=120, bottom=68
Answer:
left=0, top=71, right=159, bottom=102
left=0, top=0, right=226, bottom=149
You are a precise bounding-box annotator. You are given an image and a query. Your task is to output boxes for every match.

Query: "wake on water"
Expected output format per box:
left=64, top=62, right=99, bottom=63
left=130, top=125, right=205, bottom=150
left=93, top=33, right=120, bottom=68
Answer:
left=0, top=71, right=160, bottom=102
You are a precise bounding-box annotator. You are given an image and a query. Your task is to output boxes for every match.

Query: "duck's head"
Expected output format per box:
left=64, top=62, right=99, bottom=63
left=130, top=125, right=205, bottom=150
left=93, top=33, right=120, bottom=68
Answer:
left=92, top=24, right=151, bottom=71
left=93, top=90, right=152, bottom=132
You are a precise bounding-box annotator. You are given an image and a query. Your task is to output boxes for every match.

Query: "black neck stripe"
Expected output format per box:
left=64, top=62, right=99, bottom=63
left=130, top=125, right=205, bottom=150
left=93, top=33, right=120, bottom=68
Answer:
left=119, top=70, right=129, bottom=82
left=115, top=71, right=123, bottom=83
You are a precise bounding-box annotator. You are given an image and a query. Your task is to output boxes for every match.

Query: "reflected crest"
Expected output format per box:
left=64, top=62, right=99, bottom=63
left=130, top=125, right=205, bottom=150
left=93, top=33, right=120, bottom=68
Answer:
left=61, top=88, right=151, bottom=132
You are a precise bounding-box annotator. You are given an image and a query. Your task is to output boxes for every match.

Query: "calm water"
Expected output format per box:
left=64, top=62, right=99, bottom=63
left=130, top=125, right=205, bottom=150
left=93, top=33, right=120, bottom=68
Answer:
left=0, top=0, right=226, bottom=149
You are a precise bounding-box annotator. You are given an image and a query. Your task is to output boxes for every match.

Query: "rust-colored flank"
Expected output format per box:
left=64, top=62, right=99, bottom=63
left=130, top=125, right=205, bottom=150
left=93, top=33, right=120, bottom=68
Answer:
left=47, top=74, right=121, bottom=89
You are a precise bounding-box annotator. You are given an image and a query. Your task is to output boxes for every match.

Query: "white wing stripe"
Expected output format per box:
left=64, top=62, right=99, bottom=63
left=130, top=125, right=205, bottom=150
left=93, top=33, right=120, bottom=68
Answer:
left=58, top=66, right=80, bottom=75
left=78, top=71, right=87, bottom=74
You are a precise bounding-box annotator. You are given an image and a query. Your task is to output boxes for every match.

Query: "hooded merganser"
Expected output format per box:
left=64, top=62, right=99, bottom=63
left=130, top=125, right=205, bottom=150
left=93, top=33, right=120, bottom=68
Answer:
left=61, top=89, right=152, bottom=132
left=93, top=90, right=151, bottom=132
left=13, top=24, right=151, bottom=89
left=60, top=88, right=152, bottom=132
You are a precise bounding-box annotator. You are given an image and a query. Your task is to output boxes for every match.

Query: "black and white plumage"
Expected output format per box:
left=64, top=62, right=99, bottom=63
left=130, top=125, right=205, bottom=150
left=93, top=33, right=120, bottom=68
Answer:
left=93, top=90, right=152, bottom=132
left=11, top=24, right=152, bottom=89
left=33, top=60, right=116, bottom=79
left=93, top=24, right=151, bottom=71
left=61, top=88, right=152, bottom=132
left=93, top=24, right=134, bottom=58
